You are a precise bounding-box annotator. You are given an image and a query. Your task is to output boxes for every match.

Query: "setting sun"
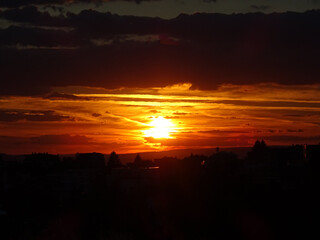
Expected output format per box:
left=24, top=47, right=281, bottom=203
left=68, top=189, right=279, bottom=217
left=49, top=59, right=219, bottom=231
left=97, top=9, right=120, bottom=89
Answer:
left=143, top=116, right=176, bottom=139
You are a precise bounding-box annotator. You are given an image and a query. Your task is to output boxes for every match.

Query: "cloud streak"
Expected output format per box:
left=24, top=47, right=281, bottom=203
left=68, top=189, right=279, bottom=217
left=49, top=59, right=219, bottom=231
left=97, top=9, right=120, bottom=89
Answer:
left=0, top=110, right=74, bottom=122
left=0, top=3, right=319, bottom=153
left=0, top=83, right=319, bottom=153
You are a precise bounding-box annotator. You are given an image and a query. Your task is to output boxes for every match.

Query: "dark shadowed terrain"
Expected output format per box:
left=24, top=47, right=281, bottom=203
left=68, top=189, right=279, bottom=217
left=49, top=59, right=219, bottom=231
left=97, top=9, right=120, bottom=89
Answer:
left=1, top=142, right=319, bottom=240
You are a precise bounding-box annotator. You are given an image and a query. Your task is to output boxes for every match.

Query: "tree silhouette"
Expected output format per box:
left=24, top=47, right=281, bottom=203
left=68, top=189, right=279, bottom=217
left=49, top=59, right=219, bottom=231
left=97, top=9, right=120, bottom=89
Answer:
left=134, top=153, right=142, bottom=166
left=248, top=139, right=270, bottom=165
left=107, top=151, right=122, bottom=169
left=130, top=154, right=155, bottom=168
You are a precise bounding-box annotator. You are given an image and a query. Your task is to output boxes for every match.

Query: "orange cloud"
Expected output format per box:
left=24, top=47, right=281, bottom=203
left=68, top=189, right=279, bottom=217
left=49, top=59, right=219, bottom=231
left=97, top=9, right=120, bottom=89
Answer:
left=0, top=83, right=319, bottom=154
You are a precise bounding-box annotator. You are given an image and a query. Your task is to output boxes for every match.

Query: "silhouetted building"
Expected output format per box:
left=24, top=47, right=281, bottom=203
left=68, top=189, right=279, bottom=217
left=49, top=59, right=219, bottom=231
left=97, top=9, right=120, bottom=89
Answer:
left=306, top=145, right=320, bottom=166
left=75, top=152, right=105, bottom=169
left=205, top=151, right=240, bottom=174
left=182, top=154, right=206, bottom=170
left=24, top=153, right=60, bottom=171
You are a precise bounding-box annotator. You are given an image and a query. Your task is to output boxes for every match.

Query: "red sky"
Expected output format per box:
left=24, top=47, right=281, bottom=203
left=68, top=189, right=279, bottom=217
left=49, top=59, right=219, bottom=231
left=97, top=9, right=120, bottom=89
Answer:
left=1, top=83, right=319, bottom=154
left=0, top=4, right=319, bottom=154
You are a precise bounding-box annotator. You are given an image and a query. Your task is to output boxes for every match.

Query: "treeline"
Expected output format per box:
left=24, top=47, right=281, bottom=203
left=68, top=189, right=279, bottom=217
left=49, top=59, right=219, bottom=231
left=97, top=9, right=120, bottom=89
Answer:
left=0, top=141, right=320, bottom=240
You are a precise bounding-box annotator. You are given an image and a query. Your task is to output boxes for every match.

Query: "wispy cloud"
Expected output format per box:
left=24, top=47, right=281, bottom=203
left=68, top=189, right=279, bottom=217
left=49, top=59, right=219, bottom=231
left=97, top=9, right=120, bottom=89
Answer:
left=0, top=83, right=319, bottom=153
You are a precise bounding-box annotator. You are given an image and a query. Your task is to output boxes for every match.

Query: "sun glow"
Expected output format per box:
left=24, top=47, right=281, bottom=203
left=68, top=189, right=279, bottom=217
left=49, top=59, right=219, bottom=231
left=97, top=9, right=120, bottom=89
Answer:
left=143, top=116, right=176, bottom=139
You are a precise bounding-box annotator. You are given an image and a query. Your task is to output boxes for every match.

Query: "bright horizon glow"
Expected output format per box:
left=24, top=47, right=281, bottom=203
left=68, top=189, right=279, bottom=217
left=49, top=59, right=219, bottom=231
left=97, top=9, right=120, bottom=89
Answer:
left=143, top=116, right=177, bottom=139
left=1, top=83, right=320, bottom=154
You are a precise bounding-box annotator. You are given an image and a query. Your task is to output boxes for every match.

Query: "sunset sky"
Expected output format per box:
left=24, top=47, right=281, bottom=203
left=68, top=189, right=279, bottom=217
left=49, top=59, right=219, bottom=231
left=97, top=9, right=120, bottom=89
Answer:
left=0, top=0, right=319, bottom=154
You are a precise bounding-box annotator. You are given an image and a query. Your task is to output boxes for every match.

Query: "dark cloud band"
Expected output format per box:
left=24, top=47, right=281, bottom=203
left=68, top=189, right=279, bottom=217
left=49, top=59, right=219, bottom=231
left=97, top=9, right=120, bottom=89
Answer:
left=0, top=0, right=156, bottom=8
left=0, top=9, right=319, bottom=96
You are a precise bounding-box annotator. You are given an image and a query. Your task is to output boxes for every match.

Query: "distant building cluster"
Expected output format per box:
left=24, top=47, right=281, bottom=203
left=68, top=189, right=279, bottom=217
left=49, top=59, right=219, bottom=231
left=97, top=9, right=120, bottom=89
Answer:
left=0, top=141, right=320, bottom=239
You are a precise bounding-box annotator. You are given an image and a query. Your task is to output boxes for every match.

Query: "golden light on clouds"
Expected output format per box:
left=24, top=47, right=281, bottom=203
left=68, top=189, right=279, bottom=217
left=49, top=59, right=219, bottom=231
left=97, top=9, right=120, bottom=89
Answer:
left=0, top=83, right=320, bottom=154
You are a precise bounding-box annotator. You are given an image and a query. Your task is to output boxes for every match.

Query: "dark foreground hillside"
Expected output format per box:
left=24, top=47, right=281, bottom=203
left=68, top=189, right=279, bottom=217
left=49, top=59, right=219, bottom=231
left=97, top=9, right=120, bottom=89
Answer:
left=1, top=143, right=320, bottom=240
